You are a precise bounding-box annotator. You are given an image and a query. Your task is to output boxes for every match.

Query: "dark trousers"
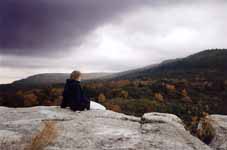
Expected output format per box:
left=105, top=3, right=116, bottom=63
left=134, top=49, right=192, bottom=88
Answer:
left=70, top=101, right=90, bottom=111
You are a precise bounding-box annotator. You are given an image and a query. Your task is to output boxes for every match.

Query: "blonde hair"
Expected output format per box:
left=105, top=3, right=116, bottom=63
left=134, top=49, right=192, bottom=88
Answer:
left=70, top=70, right=81, bottom=80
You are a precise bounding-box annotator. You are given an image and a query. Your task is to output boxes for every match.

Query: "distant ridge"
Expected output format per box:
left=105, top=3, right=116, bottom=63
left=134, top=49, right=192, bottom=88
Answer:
left=109, top=49, right=227, bottom=80
left=3, top=49, right=227, bottom=86
left=12, top=72, right=112, bottom=86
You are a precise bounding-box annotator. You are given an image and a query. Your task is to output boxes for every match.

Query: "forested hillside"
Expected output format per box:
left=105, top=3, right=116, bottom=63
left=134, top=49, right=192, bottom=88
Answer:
left=111, top=49, right=227, bottom=80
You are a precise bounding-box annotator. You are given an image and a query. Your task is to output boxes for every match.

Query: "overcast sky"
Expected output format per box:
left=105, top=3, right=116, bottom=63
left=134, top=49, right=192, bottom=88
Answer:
left=0, top=0, right=227, bottom=83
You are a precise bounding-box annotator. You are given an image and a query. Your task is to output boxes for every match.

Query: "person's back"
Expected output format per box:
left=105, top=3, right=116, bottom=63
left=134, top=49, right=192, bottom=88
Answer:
left=61, top=71, right=90, bottom=111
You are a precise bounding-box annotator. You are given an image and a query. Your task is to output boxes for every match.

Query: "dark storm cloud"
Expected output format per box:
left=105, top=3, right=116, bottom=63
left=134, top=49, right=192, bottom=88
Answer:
left=0, top=0, right=142, bottom=56
left=0, top=0, right=220, bottom=56
left=1, top=0, right=227, bottom=83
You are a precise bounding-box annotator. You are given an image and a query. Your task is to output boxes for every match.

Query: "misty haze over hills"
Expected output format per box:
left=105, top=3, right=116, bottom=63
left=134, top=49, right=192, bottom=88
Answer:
left=112, top=49, right=227, bottom=80
left=11, top=73, right=111, bottom=86
left=1, top=49, right=226, bottom=86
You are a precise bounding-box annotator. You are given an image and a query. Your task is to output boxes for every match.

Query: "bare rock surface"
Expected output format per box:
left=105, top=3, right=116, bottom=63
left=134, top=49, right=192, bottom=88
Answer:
left=0, top=106, right=211, bottom=150
left=206, top=115, right=227, bottom=150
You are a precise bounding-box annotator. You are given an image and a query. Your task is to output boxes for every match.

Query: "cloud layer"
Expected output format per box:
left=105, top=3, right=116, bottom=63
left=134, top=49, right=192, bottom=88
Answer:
left=0, top=0, right=227, bottom=83
left=0, top=0, right=141, bottom=56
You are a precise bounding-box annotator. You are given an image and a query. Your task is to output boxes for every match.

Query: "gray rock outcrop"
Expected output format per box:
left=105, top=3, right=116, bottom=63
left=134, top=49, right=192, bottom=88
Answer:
left=205, top=115, right=227, bottom=150
left=0, top=106, right=211, bottom=150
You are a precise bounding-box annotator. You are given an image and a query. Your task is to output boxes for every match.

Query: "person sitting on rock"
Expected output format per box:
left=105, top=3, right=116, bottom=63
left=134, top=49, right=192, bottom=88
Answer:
left=61, top=70, right=90, bottom=111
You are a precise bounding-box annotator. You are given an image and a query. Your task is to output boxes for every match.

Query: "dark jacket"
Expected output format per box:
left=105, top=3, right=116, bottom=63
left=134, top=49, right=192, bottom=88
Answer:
left=61, top=79, right=90, bottom=111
